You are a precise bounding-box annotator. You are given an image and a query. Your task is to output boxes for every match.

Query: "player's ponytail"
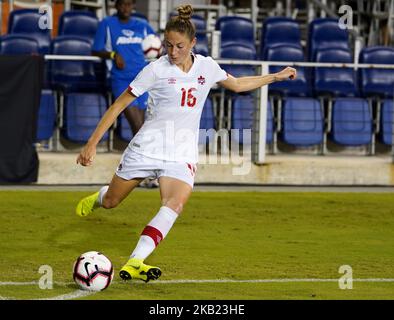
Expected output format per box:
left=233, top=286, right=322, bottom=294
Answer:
left=165, top=4, right=196, bottom=41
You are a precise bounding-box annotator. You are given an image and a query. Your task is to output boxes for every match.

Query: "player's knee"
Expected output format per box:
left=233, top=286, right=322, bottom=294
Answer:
left=162, top=199, right=184, bottom=214
left=102, top=195, right=119, bottom=209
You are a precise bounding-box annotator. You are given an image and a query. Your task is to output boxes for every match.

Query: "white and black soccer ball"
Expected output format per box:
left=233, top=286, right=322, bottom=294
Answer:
left=73, top=251, right=114, bottom=291
left=142, top=34, right=163, bottom=60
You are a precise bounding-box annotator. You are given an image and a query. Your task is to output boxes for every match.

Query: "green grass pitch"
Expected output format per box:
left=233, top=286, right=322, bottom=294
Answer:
left=0, top=190, right=393, bottom=300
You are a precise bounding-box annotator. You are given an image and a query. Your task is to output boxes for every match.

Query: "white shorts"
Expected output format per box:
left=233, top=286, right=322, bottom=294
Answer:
left=115, top=149, right=197, bottom=188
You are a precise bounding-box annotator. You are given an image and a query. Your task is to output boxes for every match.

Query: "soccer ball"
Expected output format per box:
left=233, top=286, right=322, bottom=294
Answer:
left=73, top=251, right=114, bottom=291
left=142, top=34, right=163, bottom=60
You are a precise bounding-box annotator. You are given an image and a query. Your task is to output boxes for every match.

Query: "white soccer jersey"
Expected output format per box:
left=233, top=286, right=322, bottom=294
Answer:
left=127, top=54, right=228, bottom=163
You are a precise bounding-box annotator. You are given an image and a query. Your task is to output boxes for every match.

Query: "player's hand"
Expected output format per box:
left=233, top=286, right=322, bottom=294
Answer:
left=275, top=67, right=297, bottom=81
left=76, top=144, right=96, bottom=167
left=115, top=53, right=125, bottom=69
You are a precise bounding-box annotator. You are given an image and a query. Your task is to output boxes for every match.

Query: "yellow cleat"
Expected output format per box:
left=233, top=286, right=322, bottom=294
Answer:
left=75, top=192, right=100, bottom=217
left=119, top=258, right=162, bottom=283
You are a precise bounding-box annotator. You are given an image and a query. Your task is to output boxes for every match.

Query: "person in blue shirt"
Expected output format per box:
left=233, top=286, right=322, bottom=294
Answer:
left=92, top=0, right=155, bottom=135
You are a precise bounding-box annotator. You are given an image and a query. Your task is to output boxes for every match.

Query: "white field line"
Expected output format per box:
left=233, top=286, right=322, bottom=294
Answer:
left=0, top=291, right=96, bottom=300
left=137, top=278, right=394, bottom=284
left=1, top=278, right=394, bottom=300
left=36, top=290, right=97, bottom=300
left=0, top=281, right=97, bottom=300
left=0, top=281, right=38, bottom=286
left=2, top=278, right=394, bottom=287
left=0, top=295, right=16, bottom=300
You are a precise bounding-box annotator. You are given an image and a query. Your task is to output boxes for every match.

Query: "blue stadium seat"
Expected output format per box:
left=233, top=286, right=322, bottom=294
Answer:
left=169, top=12, right=206, bottom=30
left=36, top=89, right=56, bottom=141
left=359, top=46, right=394, bottom=98
left=117, top=113, right=133, bottom=142
left=58, top=11, right=98, bottom=43
left=7, top=9, right=51, bottom=54
left=308, top=18, right=349, bottom=61
left=0, top=34, right=50, bottom=89
left=314, top=48, right=358, bottom=97
left=63, top=93, right=108, bottom=143
left=49, top=36, right=99, bottom=92
left=199, top=98, right=215, bottom=144
left=260, top=16, right=302, bottom=59
left=0, top=34, right=39, bottom=54
left=220, top=44, right=256, bottom=78
left=380, top=99, right=393, bottom=145
left=231, top=95, right=273, bottom=145
left=194, top=31, right=209, bottom=56
left=215, top=16, right=256, bottom=51
left=191, top=14, right=206, bottom=31
left=281, top=97, right=323, bottom=146
left=331, top=98, right=372, bottom=146
left=265, top=44, right=311, bottom=97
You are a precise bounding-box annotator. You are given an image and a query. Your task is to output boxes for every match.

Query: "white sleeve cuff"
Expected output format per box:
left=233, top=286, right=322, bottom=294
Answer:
left=128, top=85, right=142, bottom=97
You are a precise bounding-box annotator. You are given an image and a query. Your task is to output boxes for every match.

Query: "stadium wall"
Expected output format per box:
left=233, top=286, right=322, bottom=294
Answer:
left=36, top=152, right=394, bottom=186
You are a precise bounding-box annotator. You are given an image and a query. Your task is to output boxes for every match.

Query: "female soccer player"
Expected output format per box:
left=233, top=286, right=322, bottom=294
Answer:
left=76, top=4, right=296, bottom=283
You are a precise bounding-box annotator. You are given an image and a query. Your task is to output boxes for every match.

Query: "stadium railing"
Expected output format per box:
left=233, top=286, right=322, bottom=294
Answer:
left=215, top=58, right=394, bottom=163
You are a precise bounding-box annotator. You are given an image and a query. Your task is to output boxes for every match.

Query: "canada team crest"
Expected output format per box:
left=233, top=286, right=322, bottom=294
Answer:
left=197, top=75, right=205, bottom=85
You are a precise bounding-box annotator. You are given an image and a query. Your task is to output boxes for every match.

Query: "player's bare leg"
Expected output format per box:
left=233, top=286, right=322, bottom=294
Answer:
left=101, top=174, right=143, bottom=209
left=119, top=176, right=192, bottom=282
left=158, top=176, right=193, bottom=214
left=76, top=175, right=143, bottom=216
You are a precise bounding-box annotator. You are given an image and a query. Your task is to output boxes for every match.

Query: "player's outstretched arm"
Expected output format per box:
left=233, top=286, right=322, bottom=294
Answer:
left=218, top=66, right=297, bottom=93
left=76, top=90, right=136, bottom=167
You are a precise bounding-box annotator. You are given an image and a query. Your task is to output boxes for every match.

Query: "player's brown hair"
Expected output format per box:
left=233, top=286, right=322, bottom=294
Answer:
left=165, top=4, right=196, bottom=41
